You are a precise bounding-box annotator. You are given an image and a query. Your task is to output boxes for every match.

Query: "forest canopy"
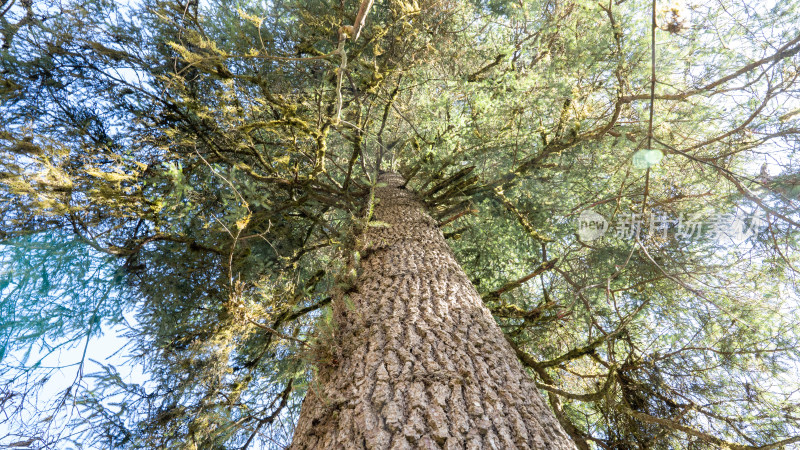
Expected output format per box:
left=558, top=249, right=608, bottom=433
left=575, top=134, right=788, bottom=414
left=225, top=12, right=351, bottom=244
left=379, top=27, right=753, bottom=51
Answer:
left=1, top=0, right=800, bottom=448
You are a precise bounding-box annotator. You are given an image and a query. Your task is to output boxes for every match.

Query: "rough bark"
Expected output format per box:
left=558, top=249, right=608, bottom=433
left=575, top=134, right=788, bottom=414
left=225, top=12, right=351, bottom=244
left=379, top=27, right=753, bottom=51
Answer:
left=290, top=172, right=576, bottom=449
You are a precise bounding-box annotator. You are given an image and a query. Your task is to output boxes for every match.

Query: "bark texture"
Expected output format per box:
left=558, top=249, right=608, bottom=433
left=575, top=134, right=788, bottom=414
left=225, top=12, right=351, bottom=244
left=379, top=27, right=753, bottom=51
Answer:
left=290, top=172, right=576, bottom=449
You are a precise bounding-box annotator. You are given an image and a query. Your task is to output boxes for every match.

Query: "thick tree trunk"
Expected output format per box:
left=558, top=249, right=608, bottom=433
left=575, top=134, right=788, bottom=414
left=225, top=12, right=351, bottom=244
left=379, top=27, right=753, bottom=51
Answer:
left=290, top=172, right=576, bottom=449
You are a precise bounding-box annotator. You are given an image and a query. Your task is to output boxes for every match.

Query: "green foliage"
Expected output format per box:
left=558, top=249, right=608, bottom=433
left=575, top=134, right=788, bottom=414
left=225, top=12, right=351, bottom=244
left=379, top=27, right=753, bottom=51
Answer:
left=2, top=0, right=800, bottom=448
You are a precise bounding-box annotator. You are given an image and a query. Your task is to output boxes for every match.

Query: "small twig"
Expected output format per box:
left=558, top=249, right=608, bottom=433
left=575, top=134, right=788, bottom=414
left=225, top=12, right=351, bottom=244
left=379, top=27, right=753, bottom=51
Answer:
left=352, top=0, right=376, bottom=41
left=334, top=31, right=348, bottom=124
left=483, top=259, right=558, bottom=301
left=437, top=208, right=477, bottom=228
left=239, top=380, right=294, bottom=450
left=247, top=318, right=307, bottom=347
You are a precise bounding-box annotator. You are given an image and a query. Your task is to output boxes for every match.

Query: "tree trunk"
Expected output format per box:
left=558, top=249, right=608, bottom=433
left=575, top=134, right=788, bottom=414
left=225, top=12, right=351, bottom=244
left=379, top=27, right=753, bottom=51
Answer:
left=290, top=172, right=576, bottom=449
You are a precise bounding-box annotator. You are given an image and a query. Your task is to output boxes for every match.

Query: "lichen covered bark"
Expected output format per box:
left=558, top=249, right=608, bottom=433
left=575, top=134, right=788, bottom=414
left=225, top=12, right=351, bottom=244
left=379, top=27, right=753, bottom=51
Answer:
left=290, top=172, right=575, bottom=449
